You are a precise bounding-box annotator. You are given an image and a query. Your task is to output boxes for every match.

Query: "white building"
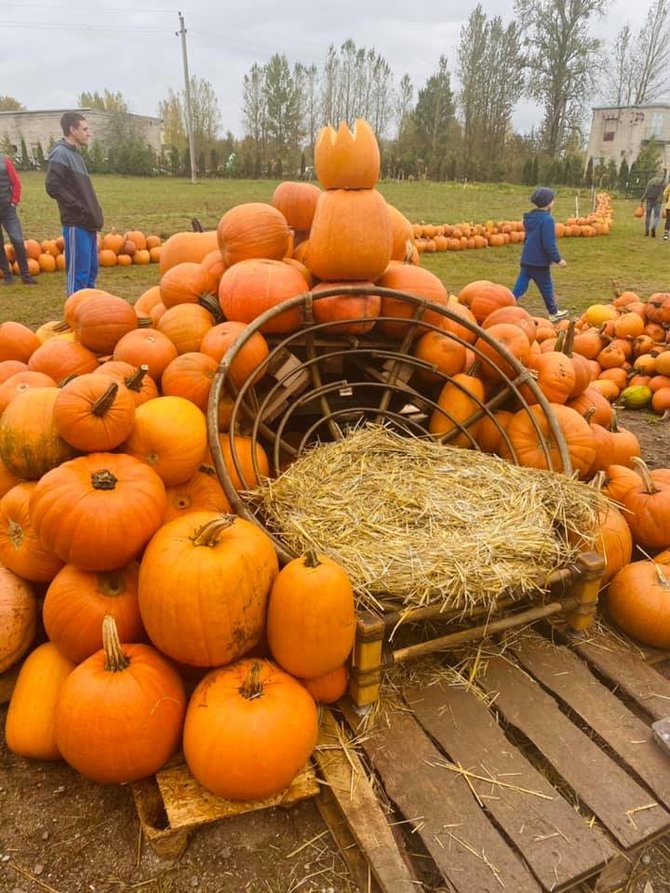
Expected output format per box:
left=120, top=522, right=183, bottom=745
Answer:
left=585, top=103, right=670, bottom=173
left=0, top=108, right=162, bottom=162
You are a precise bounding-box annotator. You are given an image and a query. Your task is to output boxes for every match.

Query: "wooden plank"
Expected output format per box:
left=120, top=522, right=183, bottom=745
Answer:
left=405, top=679, right=616, bottom=892
left=341, top=702, right=543, bottom=893
left=512, top=633, right=670, bottom=811
left=314, top=710, right=419, bottom=893
left=479, top=656, right=670, bottom=849
left=155, top=761, right=319, bottom=831
left=569, top=628, right=670, bottom=722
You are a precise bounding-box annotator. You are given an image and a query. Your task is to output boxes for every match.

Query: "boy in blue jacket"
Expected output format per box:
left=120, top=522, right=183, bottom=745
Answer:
left=512, top=187, right=568, bottom=322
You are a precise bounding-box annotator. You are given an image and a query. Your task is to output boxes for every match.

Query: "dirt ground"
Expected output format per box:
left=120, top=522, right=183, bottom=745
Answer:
left=1, top=408, right=669, bottom=893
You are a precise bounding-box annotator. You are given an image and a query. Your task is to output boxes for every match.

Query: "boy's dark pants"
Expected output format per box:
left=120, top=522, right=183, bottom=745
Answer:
left=512, top=264, right=558, bottom=315
left=0, top=203, right=30, bottom=278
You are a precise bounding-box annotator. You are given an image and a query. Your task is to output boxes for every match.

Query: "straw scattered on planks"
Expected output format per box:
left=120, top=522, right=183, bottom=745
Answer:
left=248, top=425, right=606, bottom=614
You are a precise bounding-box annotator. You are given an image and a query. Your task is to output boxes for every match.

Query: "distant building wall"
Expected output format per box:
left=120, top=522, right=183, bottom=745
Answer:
left=0, top=108, right=163, bottom=160
left=585, top=104, right=670, bottom=172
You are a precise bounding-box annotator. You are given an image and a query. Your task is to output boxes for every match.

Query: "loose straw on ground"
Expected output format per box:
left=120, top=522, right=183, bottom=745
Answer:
left=249, top=425, right=606, bottom=614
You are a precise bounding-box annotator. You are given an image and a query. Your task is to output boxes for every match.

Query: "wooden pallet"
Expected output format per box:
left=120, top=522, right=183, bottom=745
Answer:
left=316, top=624, right=670, bottom=893
left=130, top=758, right=320, bottom=858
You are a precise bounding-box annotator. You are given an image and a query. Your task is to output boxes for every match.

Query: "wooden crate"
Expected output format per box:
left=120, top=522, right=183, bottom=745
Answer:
left=131, top=758, right=320, bottom=858
left=316, top=623, right=670, bottom=893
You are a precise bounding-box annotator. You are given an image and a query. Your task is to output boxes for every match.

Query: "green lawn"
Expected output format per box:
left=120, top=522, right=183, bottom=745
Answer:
left=2, top=173, right=667, bottom=329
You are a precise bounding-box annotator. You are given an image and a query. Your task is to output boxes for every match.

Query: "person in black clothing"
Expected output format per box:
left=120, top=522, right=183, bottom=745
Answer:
left=640, top=173, right=666, bottom=238
left=0, top=154, right=38, bottom=285
left=45, top=112, right=104, bottom=295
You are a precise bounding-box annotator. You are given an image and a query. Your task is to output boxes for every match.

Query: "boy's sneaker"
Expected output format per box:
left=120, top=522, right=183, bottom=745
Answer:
left=548, top=309, right=569, bottom=322
left=2, top=274, right=14, bottom=286
left=664, top=233, right=669, bottom=240
left=21, top=275, right=38, bottom=285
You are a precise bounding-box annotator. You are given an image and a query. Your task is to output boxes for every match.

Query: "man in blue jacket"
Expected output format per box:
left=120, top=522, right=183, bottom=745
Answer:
left=45, top=112, right=104, bottom=295
left=512, top=187, right=569, bottom=322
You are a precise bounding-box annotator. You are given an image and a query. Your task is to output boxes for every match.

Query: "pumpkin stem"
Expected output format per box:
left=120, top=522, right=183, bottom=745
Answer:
left=137, top=317, right=154, bottom=329
left=631, top=455, right=660, bottom=495
left=304, top=549, right=321, bottom=569
left=91, top=470, right=118, bottom=490
left=590, top=470, right=606, bottom=491
left=199, top=292, right=223, bottom=323
left=653, top=561, right=670, bottom=589
left=562, top=319, right=576, bottom=357
left=102, top=615, right=130, bottom=672
left=125, top=364, right=150, bottom=393
left=191, top=514, right=236, bottom=547
left=239, top=661, right=264, bottom=700
left=583, top=406, right=596, bottom=425
left=199, top=463, right=217, bottom=478
left=92, top=381, right=119, bottom=417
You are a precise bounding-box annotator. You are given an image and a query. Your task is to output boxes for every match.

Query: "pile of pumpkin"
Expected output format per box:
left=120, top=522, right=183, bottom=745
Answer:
left=0, top=116, right=668, bottom=805
left=0, top=229, right=163, bottom=280
left=564, top=292, right=670, bottom=417
left=413, top=191, right=613, bottom=254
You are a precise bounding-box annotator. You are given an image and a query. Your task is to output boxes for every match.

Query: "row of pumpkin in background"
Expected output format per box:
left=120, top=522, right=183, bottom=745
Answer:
left=0, top=184, right=615, bottom=278
left=0, top=229, right=164, bottom=277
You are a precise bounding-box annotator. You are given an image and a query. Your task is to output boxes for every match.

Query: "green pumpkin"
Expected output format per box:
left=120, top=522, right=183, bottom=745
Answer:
left=620, top=385, right=652, bottom=409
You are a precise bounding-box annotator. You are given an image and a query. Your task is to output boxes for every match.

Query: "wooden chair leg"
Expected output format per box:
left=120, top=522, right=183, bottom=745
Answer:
left=349, top=613, right=385, bottom=708
left=563, top=551, right=605, bottom=633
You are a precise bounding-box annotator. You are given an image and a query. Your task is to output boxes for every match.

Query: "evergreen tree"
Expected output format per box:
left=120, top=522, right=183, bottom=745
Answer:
left=35, top=142, right=45, bottom=170
left=584, top=157, right=594, bottom=187
left=618, top=158, right=629, bottom=191
left=19, top=136, right=30, bottom=170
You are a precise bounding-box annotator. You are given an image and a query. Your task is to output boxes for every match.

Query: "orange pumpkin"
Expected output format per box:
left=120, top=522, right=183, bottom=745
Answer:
left=217, top=203, right=290, bottom=267
left=163, top=465, right=232, bottom=523
left=72, top=292, right=139, bottom=354
left=160, top=352, right=217, bottom=411
left=0, top=321, right=41, bottom=362
left=112, top=329, right=179, bottom=382
left=0, top=387, right=76, bottom=479
left=137, top=512, right=279, bottom=667
left=429, top=370, right=486, bottom=446
left=312, top=281, right=380, bottom=334
left=158, top=261, right=219, bottom=310
left=55, top=615, right=186, bottom=783
left=300, top=664, right=349, bottom=704
left=0, top=481, right=64, bottom=582
left=314, top=118, right=380, bottom=189
left=156, top=303, right=216, bottom=355
left=0, top=565, right=37, bottom=673
left=28, top=338, right=99, bottom=383
left=503, top=404, right=596, bottom=477
left=306, top=189, right=392, bottom=281
left=43, top=562, right=144, bottom=664
left=267, top=550, right=356, bottom=679
left=458, top=280, right=516, bottom=323
left=183, top=658, right=318, bottom=800
left=272, top=181, right=321, bottom=231
left=123, top=396, right=207, bottom=486
left=30, top=452, right=166, bottom=571
left=607, top=560, right=670, bottom=648
left=200, top=321, right=269, bottom=389
left=54, top=373, right=136, bottom=452
left=94, top=360, right=159, bottom=407
left=376, top=265, right=450, bottom=340
left=158, top=230, right=219, bottom=274
left=218, top=258, right=307, bottom=334
left=5, top=643, right=75, bottom=760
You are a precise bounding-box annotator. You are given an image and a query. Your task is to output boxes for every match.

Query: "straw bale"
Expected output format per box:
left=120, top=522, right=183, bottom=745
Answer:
left=248, top=425, right=605, bottom=614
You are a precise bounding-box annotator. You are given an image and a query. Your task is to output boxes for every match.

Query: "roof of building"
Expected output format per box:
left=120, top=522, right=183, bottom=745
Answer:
left=591, top=102, right=670, bottom=111
left=0, top=107, right=160, bottom=122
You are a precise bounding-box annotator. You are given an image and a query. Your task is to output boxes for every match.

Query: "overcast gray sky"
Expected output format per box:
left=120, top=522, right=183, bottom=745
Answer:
left=0, top=0, right=657, bottom=137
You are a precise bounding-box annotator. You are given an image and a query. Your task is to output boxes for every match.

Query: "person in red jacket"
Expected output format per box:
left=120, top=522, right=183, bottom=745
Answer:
left=0, top=155, right=38, bottom=285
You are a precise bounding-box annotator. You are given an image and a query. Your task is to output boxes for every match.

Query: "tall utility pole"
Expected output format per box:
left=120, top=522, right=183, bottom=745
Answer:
left=176, top=11, right=197, bottom=184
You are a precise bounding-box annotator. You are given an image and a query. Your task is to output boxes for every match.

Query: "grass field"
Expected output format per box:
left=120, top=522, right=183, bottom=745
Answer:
left=2, top=172, right=667, bottom=329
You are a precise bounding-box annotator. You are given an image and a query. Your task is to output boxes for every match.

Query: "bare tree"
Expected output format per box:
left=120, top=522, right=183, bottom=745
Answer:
left=515, top=0, right=609, bottom=156
left=606, top=1, right=670, bottom=105
left=458, top=7, right=525, bottom=176
left=394, top=74, right=414, bottom=139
